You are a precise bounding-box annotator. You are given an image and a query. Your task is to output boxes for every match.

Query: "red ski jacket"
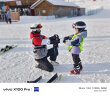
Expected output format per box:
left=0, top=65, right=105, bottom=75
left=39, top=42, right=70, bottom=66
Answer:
left=30, top=32, right=47, bottom=45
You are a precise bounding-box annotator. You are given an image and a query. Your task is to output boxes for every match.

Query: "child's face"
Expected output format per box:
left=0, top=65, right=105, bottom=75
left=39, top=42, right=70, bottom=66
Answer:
left=75, top=28, right=79, bottom=34
left=36, top=29, right=41, bottom=33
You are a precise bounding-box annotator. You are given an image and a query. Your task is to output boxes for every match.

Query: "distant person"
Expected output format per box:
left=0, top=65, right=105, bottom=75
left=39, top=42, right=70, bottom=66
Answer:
left=63, top=21, right=87, bottom=74
left=0, top=13, right=1, bottom=21
left=4, top=11, right=8, bottom=23
left=7, top=11, right=12, bottom=24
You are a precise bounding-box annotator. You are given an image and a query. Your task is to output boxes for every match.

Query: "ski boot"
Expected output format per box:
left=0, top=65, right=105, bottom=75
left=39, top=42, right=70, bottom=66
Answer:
left=80, top=65, right=83, bottom=71
left=70, top=68, right=80, bottom=75
left=79, top=62, right=83, bottom=71
left=70, top=65, right=81, bottom=75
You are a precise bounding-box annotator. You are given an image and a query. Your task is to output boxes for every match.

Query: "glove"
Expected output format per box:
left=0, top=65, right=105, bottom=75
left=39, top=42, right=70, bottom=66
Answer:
left=63, top=36, right=69, bottom=43
left=64, top=42, right=66, bottom=44
left=49, top=34, right=60, bottom=45
left=63, top=40, right=70, bottom=45
left=49, top=35, right=56, bottom=44
left=54, top=34, right=60, bottom=44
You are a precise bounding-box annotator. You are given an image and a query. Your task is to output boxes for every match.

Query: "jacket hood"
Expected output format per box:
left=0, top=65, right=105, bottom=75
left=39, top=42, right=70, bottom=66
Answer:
left=78, top=30, right=87, bottom=38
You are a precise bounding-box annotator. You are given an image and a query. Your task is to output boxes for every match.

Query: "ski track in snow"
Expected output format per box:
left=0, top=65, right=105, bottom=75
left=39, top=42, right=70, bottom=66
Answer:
left=0, top=0, right=110, bottom=83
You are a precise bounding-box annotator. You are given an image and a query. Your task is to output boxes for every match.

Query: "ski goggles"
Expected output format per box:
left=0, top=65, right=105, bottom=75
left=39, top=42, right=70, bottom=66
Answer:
left=72, top=24, right=86, bottom=29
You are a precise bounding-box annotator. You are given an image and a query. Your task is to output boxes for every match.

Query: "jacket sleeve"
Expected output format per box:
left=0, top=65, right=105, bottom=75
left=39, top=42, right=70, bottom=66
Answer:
left=71, top=36, right=82, bottom=46
left=71, top=35, right=84, bottom=46
left=30, top=32, right=33, bottom=39
left=41, top=38, right=50, bottom=45
left=33, top=37, right=50, bottom=45
left=41, top=35, right=50, bottom=45
left=69, top=34, right=74, bottom=40
left=31, top=34, right=49, bottom=45
left=71, top=38, right=79, bottom=46
left=43, top=35, right=47, bottom=39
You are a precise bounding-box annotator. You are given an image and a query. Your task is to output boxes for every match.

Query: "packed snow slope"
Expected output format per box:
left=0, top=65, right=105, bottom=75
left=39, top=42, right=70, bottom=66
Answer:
left=0, top=0, right=110, bottom=83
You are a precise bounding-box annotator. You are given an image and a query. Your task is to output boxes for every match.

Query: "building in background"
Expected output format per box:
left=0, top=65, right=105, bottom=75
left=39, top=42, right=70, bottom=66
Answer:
left=1, top=0, right=37, bottom=16
left=1, top=0, right=85, bottom=18
left=30, top=0, right=85, bottom=17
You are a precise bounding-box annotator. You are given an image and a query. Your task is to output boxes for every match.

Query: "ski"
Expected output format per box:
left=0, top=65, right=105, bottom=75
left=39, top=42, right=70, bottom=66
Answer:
left=0, top=45, right=17, bottom=55
left=53, top=74, right=62, bottom=83
left=27, top=73, right=61, bottom=83
left=27, top=76, right=42, bottom=83
left=0, top=45, right=8, bottom=53
left=47, top=73, right=58, bottom=83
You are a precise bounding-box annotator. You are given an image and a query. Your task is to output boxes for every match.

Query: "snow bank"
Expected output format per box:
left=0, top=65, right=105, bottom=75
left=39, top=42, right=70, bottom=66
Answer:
left=20, top=16, right=55, bottom=21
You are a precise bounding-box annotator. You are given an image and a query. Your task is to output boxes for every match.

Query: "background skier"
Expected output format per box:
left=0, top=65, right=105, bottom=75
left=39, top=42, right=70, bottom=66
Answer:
left=4, top=11, right=8, bottom=24
left=63, top=21, right=87, bottom=74
left=7, top=11, right=12, bottom=24
left=30, top=24, right=60, bottom=72
left=5, top=11, right=11, bottom=24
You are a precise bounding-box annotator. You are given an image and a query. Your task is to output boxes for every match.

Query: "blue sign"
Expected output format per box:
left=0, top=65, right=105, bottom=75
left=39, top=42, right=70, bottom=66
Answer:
left=34, top=87, right=39, bottom=92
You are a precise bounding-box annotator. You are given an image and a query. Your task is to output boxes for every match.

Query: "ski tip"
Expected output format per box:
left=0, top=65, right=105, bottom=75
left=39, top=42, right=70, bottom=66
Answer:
left=47, top=73, right=58, bottom=83
left=27, top=81, right=33, bottom=83
left=27, top=76, right=42, bottom=83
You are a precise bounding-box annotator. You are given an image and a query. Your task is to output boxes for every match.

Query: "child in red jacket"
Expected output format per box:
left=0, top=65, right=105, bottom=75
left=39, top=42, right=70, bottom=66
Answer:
left=30, top=24, right=60, bottom=72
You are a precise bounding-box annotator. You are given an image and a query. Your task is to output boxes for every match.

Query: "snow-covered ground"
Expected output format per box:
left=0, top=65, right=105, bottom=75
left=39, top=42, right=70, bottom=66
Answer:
left=0, top=0, right=110, bottom=83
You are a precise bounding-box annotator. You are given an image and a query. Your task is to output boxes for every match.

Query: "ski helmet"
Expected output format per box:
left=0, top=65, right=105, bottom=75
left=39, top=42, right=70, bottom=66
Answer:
left=30, top=24, right=42, bottom=31
left=72, top=21, right=86, bottom=32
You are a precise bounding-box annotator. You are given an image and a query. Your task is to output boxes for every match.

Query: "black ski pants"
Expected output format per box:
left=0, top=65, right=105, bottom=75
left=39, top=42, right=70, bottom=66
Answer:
left=72, top=54, right=81, bottom=68
left=47, top=46, right=58, bottom=61
left=8, top=18, right=12, bottom=24
left=35, top=47, right=58, bottom=72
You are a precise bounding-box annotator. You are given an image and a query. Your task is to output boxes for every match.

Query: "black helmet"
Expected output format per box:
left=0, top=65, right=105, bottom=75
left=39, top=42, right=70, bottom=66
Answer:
left=72, top=21, right=86, bottom=32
